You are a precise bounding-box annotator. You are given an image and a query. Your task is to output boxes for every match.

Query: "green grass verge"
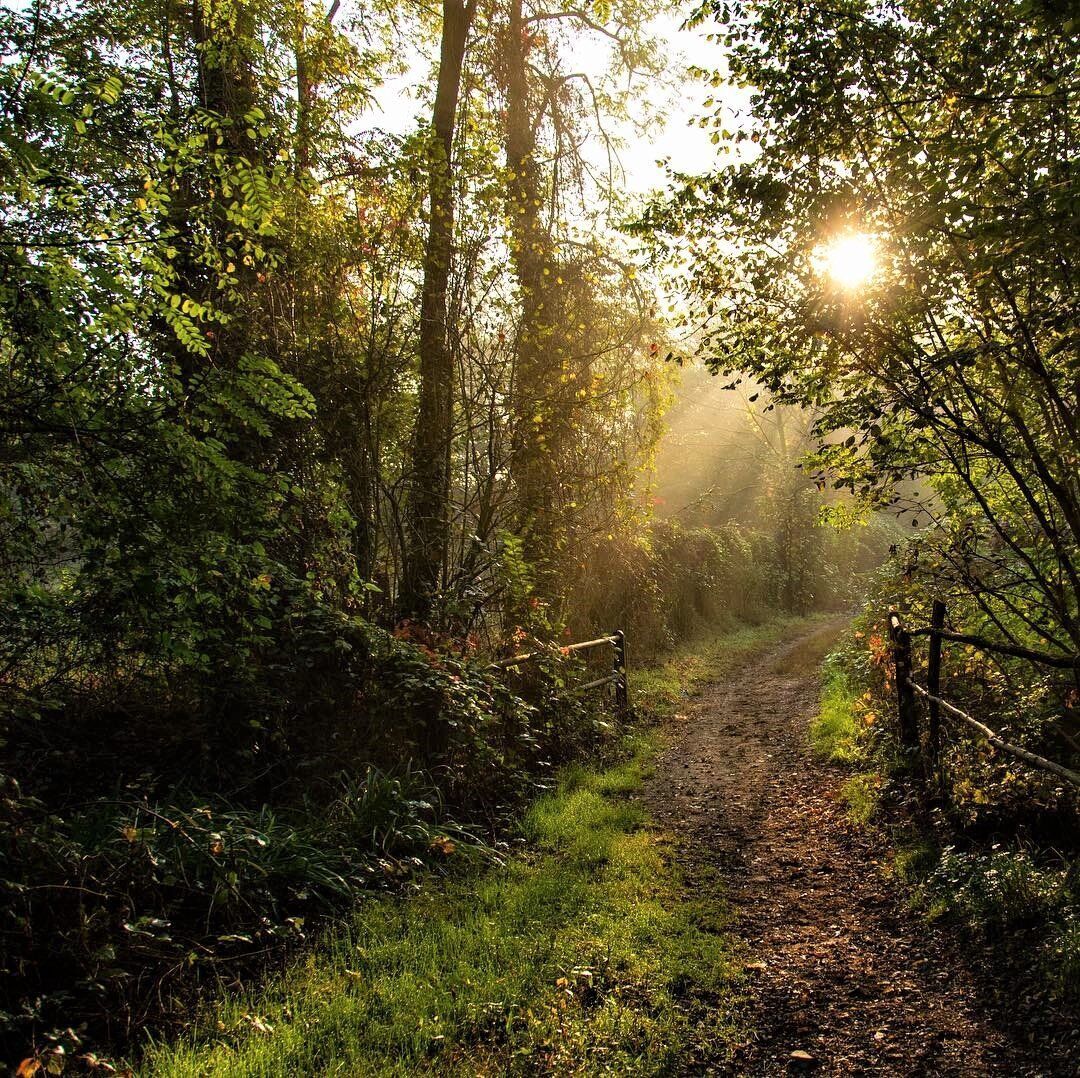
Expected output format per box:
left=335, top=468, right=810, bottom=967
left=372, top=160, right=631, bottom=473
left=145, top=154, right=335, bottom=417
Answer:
left=809, top=662, right=864, bottom=765
left=809, top=657, right=889, bottom=824
left=142, top=616, right=832, bottom=1075
left=839, top=772, right=883, bottom=825
left=142, top=733, right=742, bottom=1076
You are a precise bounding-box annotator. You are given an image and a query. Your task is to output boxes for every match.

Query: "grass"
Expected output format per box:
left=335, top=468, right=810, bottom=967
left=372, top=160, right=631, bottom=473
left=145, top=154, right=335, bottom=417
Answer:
left=839, top=772, right=883, bottom=825
left=808, top=662, right=864, bottom=765
left=142, top=740, right=742, bottom=1076
left=808, top=656, right=890, bottom=825
left=142, top=616, right=830, bottom=1075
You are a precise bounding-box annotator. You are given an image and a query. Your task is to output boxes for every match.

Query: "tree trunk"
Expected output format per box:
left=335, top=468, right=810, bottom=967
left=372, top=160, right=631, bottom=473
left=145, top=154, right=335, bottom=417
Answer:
left=502, top=0, right=558, bottom=592
left=399, top=0, right=476, bottom=621
left=193, top=0, right=260, bottom=377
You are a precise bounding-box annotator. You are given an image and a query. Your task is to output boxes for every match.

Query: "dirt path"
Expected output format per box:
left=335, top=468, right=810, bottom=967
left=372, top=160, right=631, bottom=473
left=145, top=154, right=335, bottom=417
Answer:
left=644, top=622, right=1076, bottom=1077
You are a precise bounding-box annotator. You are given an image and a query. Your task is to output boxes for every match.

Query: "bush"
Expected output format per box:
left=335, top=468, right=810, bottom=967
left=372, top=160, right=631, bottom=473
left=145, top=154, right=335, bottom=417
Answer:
left=829, top=565, right=1080, bottom=1007
left=569, top=521, right=772, bottom=658
left=0, top=762, right=495, bottom=1062
left=0, top=607, right=627, bottom=1063
left=906, top=844, right=1080, bottom=999
left=922, top=846, right=1072, bottom=934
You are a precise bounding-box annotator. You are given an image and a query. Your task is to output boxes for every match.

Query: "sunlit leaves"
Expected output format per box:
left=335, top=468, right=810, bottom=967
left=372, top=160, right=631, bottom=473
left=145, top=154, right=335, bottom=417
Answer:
left=653, top=0, right=1080, bottom=651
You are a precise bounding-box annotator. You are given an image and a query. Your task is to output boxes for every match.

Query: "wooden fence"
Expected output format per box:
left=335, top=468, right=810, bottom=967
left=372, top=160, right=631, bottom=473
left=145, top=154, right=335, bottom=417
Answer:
left=490, top=631, right=629, bottom=715
left=888, top=604, right=1080, bottom=794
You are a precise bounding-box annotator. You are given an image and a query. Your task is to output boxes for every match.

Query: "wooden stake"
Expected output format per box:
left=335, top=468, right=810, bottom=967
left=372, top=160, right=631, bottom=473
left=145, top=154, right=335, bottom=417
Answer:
left=927, top=600, right=946, bottom=799
left=889, top=612, right=920, bottom=774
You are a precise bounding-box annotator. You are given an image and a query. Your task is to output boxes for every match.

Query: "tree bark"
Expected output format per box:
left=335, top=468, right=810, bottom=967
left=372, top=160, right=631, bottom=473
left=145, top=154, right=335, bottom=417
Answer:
left=399, top=0, right=476, bottom=621
left=502, top=0, right=558, bottom=588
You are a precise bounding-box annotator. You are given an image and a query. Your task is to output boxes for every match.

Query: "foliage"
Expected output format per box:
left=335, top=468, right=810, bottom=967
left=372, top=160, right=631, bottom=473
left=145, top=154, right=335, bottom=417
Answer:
left=0, top=0, right=680, bottom=1057
left=843, top=551, right=1080, bottom=824
left=0, top=764, right=487, bottom=1065
left=141, top=733, right=745, bottom=1076
left=645, top=0, right=1080, bottom=668
left=570, top=516, right=883, bottom=660
left=909, top=844, right=1080, bottom=999
left=826, top=607, right=1080, bottom=1002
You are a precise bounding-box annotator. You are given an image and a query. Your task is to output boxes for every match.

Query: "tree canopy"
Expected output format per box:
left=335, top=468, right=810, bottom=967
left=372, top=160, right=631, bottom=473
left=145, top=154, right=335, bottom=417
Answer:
left=646, top=0, right=1079, bottom=657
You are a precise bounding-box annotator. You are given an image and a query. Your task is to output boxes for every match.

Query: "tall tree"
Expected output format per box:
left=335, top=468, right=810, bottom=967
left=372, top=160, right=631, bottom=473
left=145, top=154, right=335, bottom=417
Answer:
left=501, top=0, right=554, bottom=567
left=496, top=0, right=665, bottom=605
left=400, top=0, right=478, bottom=620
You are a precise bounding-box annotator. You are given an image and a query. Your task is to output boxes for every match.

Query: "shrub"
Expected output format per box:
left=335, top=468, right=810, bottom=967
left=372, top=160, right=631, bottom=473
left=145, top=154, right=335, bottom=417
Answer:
left=0, top=761, right=493, bottom=1061
left=923, top=846, right=1071, bottom=934
left=908, top=844, right=1080, bottom=999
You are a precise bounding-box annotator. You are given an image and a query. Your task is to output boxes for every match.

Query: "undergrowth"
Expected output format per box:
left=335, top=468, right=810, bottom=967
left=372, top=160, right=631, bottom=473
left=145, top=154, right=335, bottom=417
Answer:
left=1, top=766, right=490, bottom=1068
left=899, top=844, right=1080, bottom=1000
left=142, top=733, right=744, bottom=1076
left=141, top=615, right=830, bottom=1074
left=817, top=631, right=1080, bottom=1003
left=809, top=654, right=889, bottom=826
left=809, top=661, right=864, bottom=765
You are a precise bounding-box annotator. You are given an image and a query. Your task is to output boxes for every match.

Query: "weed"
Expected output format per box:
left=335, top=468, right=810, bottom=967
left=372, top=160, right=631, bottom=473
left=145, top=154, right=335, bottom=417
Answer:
left=1045, top=913, right=1080, bottom=1000
left=840, top=772, right=883, bottom=824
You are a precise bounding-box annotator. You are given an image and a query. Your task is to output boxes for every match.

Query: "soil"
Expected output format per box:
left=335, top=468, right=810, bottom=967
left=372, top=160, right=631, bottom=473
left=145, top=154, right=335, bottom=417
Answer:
left=643, top=621, right=1080, bottom=1077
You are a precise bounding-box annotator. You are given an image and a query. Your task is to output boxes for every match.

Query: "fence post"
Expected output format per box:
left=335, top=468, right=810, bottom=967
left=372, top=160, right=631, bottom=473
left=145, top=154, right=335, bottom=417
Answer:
left=927, top=600, right=946, bottom=798
left=612, top=630, right=629, bottom=717
left=889, top=611, right=921, bottom=775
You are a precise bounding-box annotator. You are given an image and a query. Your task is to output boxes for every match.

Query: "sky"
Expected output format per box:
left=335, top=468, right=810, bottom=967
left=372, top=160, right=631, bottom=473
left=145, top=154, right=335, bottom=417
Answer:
left=369, top=8, right=730, bottom=200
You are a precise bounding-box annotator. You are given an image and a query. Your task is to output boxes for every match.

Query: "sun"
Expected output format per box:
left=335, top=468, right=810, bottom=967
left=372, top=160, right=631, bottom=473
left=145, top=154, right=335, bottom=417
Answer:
left=817, top=231, right=879, bottom=290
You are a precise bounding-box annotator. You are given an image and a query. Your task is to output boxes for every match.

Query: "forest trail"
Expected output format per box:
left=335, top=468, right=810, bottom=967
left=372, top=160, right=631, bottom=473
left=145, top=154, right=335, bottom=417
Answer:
left=644, top=622, right=1069, bottom=1077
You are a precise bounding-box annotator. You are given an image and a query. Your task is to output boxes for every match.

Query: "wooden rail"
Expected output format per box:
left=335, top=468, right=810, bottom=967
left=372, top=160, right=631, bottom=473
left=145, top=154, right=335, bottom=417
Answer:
left=490, top=631, right=629, bottom=715
left=889, top=607, right=1080, bottom=792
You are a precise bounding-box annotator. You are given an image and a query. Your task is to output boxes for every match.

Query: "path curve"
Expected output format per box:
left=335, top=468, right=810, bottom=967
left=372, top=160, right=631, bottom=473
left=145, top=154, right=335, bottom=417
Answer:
left=644, top=622, right=1076, bottom=1077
